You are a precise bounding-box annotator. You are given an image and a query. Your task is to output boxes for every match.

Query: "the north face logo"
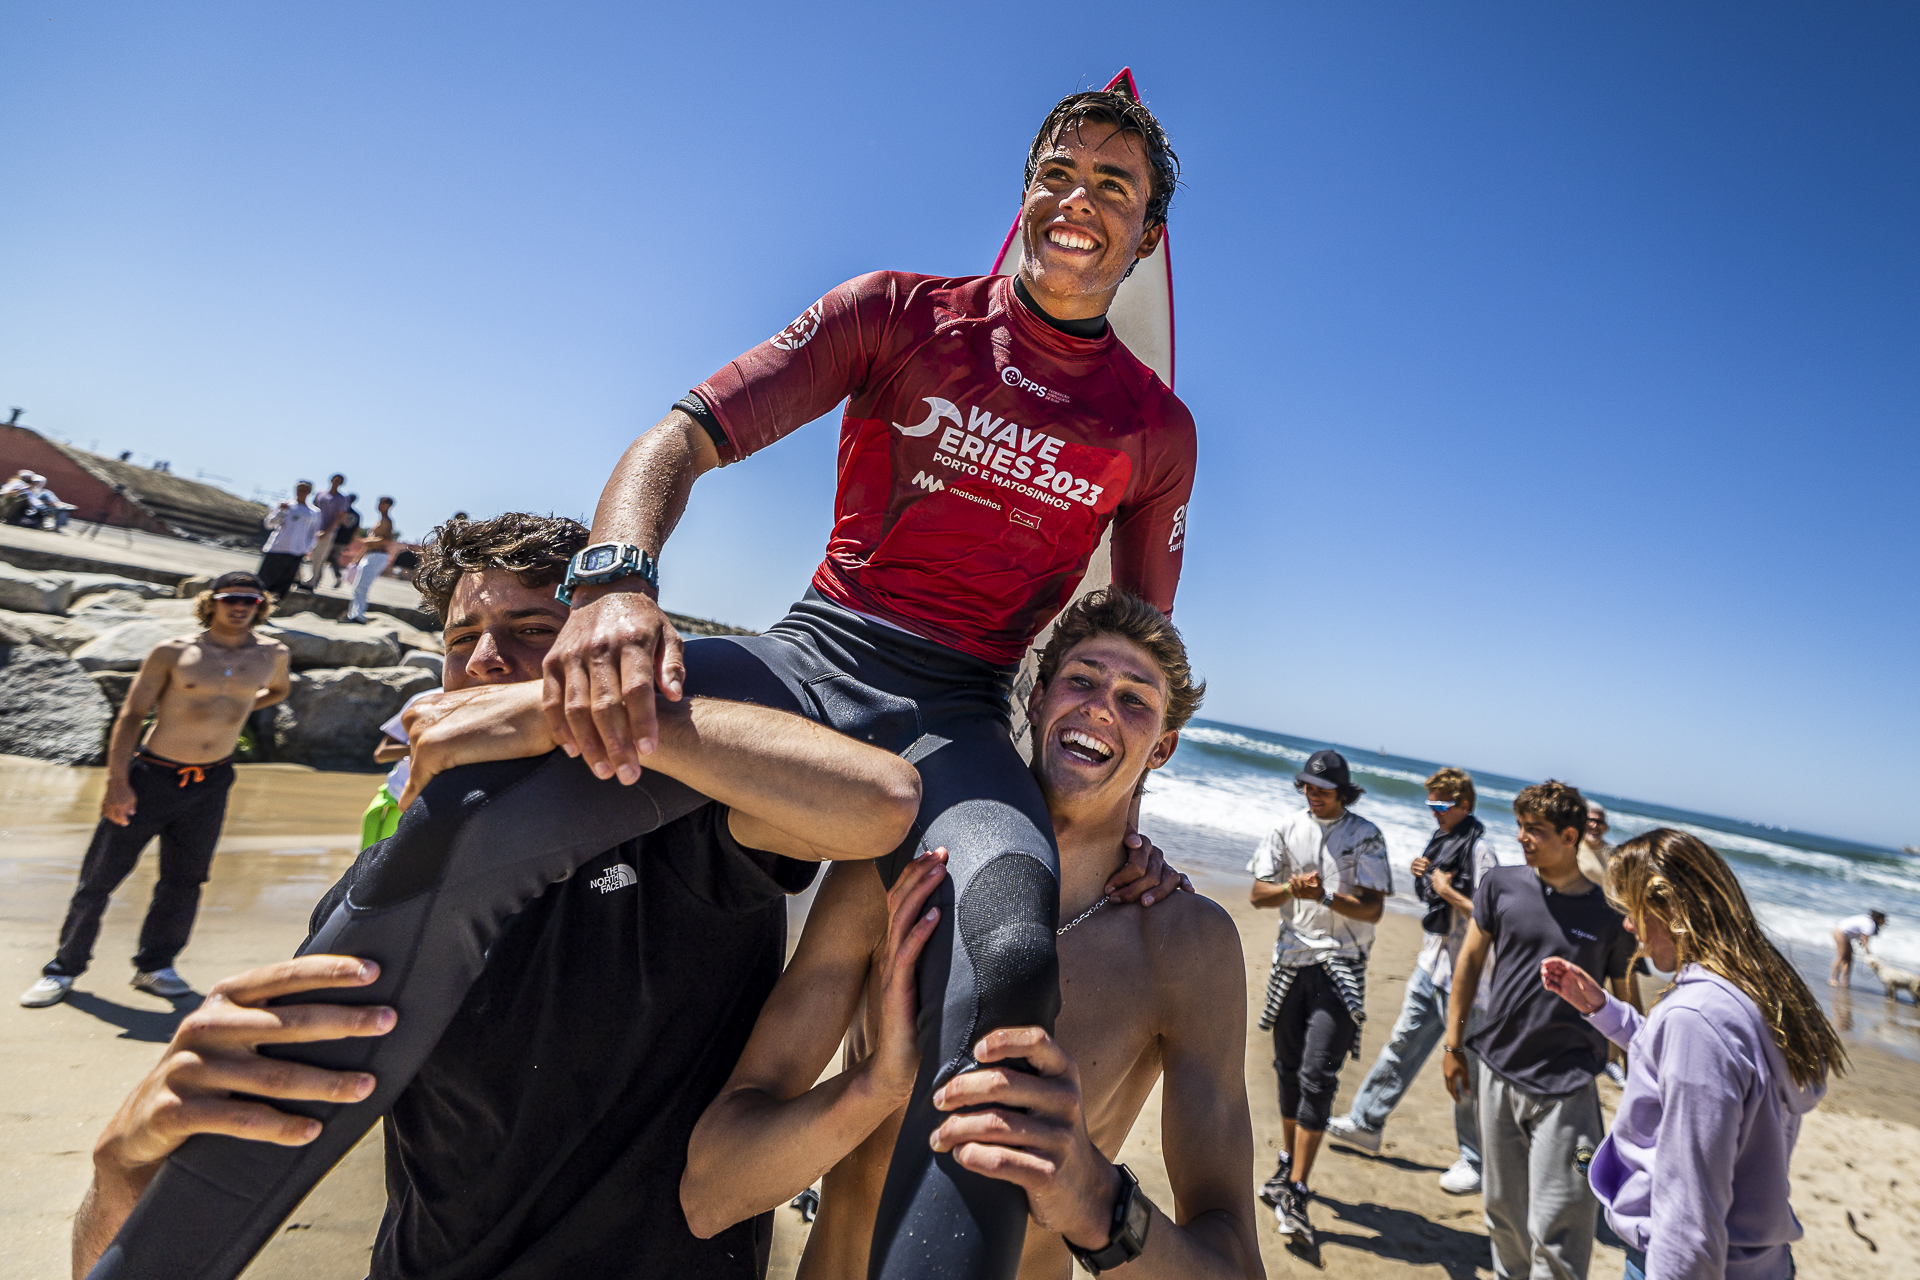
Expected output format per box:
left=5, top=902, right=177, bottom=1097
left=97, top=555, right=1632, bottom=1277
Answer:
left=911, top=471, right=945, bottom=493
left=589, top=863, right=638, bottom=893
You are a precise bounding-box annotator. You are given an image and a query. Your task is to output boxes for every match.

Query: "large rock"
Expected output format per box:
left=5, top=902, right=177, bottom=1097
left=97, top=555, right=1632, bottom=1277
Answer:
left=0, top=608, right=102, bottom=655
left=258, top=613, right=403, bottom=670
left=0, top=561, right=72, bottom=615
left=72, top=589, right=153, bottom=615
left=72, top=619, right=189, bottom=671
left=0, top=639, right=112, bottom=764
left=271, top=666, right=438, bottom=770
left=400, top=650, right=444, bottom=679
left=65, top=572, right=176, bottom=602
left=90, top=670, right=136, bottom=717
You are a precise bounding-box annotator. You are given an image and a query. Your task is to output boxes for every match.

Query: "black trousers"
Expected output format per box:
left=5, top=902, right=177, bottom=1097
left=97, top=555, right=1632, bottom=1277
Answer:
left=256, top=551, right=303, bottom=595
left=89, top=594, right=1059, bottom=1280
left=1272, top=964, right=1359, bottom=1133
left=48, top=755, right=235, bottom=978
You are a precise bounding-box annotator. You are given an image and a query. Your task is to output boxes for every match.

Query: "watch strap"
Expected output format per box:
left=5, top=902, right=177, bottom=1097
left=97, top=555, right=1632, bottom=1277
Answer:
left=1067, top=1163, right=1150, bottom=1275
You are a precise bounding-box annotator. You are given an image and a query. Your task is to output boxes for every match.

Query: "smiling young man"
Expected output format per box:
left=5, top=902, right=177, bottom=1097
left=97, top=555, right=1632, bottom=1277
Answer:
left=1247, top=749, right=1391, bottom=1248
left=511, top=86, right=1197, bottom=1279
left=22, top=572, right=289, bottom=1010
left=73, top=513, right=933, bottom=1280
left=1443, top=780, right=1638, bottom=1280
left=681, top=590, right=1260, bottom=1280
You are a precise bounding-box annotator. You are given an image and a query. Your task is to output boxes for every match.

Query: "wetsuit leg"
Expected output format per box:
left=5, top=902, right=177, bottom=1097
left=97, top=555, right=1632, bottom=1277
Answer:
left=86, top=750, right=708, bottom=1280
left=868, top=711, right=1060, bottom=1280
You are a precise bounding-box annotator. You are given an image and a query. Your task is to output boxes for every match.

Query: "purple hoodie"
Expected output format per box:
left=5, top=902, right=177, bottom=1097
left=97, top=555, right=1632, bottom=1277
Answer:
left=1585, top=965, right=1825, bottom=1280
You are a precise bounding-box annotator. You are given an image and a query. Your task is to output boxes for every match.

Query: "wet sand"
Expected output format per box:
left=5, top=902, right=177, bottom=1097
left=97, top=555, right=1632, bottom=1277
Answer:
left=3, top=759, right=1914, bottom=1279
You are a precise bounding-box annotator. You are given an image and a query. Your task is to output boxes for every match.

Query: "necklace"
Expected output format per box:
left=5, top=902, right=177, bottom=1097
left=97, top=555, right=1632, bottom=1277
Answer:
left=1057, top=895, right=1111, bottom=937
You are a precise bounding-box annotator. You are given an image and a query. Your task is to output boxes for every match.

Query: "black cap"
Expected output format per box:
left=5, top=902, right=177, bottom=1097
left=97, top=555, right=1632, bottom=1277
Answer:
left=210, top=571, right=266, bottom=595
left=1296, top=749, right=1351, bottom=792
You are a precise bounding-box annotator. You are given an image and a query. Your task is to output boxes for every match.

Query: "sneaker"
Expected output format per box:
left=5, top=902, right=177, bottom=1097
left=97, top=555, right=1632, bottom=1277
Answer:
left=1604, top=1061, right=1628, bottom=1087
left=1274, top=1181, right=1315, bottom=1244
left=131, top=967, right=192, bottom=997
left=789, top=1186, right=819, bottom=1223
left=1326, top=1113, right=1383, bottom=1154
left=1439, top=1159, right=1482, bottom=1195
left=1257, top=1151, right=1293, bottom=1207
left=20, top=975, right=73, bottom=1008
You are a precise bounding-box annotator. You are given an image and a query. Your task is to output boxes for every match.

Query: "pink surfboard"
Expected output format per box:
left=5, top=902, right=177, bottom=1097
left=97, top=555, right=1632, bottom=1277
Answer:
left=1002, top=67, right=1176, bottom=747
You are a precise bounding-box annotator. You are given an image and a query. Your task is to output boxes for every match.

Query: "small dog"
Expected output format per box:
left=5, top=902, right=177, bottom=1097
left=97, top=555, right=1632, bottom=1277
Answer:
left=1864, top=956, right=1920, bottom=1004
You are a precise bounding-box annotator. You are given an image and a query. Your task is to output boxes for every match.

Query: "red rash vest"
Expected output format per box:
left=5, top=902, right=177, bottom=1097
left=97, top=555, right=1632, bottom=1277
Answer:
left=693, top=272, right=1196, bottom=665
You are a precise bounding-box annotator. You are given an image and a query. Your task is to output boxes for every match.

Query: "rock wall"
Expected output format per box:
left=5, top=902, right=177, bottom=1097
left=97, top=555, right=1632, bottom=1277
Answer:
left=0, top=630, right=113, bottom=765
left=270, top=667, right=440, bottom=771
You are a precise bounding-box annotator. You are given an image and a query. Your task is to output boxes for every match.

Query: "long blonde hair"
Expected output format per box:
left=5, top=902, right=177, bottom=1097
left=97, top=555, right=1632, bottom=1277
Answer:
left=1609, top=829, right=1844, bottom=1089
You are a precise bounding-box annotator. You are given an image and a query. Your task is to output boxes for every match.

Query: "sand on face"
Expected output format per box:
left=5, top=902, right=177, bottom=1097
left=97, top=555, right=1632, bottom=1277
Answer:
left=3, top=759, right=1913, bottom=1279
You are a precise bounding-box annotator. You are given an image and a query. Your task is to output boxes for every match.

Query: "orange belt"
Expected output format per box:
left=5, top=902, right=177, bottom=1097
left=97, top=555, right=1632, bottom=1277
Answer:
left=135, top=751, right=229, bottom=788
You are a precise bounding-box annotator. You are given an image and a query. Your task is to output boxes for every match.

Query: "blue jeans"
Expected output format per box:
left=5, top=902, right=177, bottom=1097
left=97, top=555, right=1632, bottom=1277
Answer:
left=1344, top=962, right=1483, bottom=1169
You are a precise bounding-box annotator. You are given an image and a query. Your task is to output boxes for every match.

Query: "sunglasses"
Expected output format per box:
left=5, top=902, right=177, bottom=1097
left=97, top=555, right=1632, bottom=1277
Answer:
left=213, top=593, right=264, bottom=605
left=1426, top=801, right=1456, bottom=814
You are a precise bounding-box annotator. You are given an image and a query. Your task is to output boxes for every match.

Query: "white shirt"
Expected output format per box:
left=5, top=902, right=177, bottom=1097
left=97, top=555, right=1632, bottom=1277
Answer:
left=262, top=500, right=322, bottom=555
left=379, top=690, right=437, bottom=798
left=1839, top=914, right=1880, bottom=940
left=1249, top=807, right=1393, bottom=965
left=1415, top=833, right=1503, bottom=992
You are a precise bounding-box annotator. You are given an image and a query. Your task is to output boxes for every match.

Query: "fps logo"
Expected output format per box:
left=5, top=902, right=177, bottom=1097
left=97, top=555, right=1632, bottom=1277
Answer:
left=1168, top=503, right=1187, bottom=552
left=769, top=300, right=825, bottom=351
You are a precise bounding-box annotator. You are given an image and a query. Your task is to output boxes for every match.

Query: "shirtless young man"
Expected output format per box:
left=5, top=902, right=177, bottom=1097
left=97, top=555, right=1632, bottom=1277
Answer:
left=682, top=591, right=1263, bottom=1280
left=23, top=572, right=290, bottom=1009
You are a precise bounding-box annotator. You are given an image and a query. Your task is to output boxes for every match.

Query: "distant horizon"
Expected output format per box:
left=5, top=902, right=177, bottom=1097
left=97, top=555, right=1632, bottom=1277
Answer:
left=1182, top=717, right=1908, bottom=859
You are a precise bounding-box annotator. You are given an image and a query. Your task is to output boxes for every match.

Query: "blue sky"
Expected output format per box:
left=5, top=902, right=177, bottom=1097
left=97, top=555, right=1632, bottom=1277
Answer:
left=3, top=3, right=1915, bottom=846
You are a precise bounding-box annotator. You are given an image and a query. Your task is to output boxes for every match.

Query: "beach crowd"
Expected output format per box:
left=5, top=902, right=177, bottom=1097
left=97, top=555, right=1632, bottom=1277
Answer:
left=11, top=83, right=1876, bottom=1280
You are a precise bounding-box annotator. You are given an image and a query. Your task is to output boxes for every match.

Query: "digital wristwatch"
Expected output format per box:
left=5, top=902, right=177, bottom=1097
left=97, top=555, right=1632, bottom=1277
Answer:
left=556, top=542, right=659, bottom=606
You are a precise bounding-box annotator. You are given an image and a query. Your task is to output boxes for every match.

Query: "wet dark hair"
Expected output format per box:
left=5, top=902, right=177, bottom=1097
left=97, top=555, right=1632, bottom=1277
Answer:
left=1026, top=88, right=1181, bottom=229
left=413, top=512, right=589, bottom=622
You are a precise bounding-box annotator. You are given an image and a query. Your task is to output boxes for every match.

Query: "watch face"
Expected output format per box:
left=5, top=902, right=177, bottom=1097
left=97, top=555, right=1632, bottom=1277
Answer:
left=1122, top=1184, right=1151, bottom=1243
left=581, top=545, right=619, bottom=574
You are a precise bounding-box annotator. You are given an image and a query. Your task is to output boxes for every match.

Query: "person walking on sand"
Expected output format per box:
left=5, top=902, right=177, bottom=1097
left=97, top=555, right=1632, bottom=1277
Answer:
left=1249, top=748, right=1391, bottom=1248
left=1443, top=779, right=1639, bottom=1280
left=347, top=494, right=395, bottom=622
left=1328, top=766, right=1507, bottom=1195
left=258, top=481, right=322, bottom=596
left=21, top=573, right=290, bottom=1009
left=1829, top=909, right=1887, bottom=987
left=1542, top=828, right=1843, bottom=1280
left=304, top=474, right=352, bottom=590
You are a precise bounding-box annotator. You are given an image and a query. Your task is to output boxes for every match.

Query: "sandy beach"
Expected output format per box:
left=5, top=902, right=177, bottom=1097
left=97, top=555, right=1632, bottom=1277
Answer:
left=2, top=758, right=1914, bottom=1278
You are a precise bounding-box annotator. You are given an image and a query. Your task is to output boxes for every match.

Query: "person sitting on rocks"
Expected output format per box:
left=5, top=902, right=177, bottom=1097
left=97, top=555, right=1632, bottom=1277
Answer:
left=22, top=571, right=289, bottom=1009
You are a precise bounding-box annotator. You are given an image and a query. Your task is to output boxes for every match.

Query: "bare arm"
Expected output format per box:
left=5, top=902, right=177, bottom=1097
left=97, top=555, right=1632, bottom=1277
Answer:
left=400, top=682, right=919, bottom=860
left=541, top=410, right=720, bottom=776
left=1248, top=879, right=1290, bottom=909
left=72, top=957, right=395, bottom=1278
left=100, top=644, right=180, bottom=825
left=1141, top=904, right=1265, bottom=1279
left=1441, top=920, right=1493, bottom=1102
left=1327, top=886, right=1386, bottom=924
left=253, top=646, right=290, bottom=711
left=683, top=856, right=939, bottom=1237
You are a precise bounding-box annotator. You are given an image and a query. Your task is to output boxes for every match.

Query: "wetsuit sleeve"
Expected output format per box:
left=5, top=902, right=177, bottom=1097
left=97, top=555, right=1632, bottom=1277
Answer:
left=690, top=272, right=902, bottom=463
left=1107, top=391, right=1195, bottom=616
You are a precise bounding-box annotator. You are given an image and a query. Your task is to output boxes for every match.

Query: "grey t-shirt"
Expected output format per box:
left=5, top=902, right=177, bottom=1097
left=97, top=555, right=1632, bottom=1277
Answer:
left=1468, top=865, right=1636, bottom=1096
